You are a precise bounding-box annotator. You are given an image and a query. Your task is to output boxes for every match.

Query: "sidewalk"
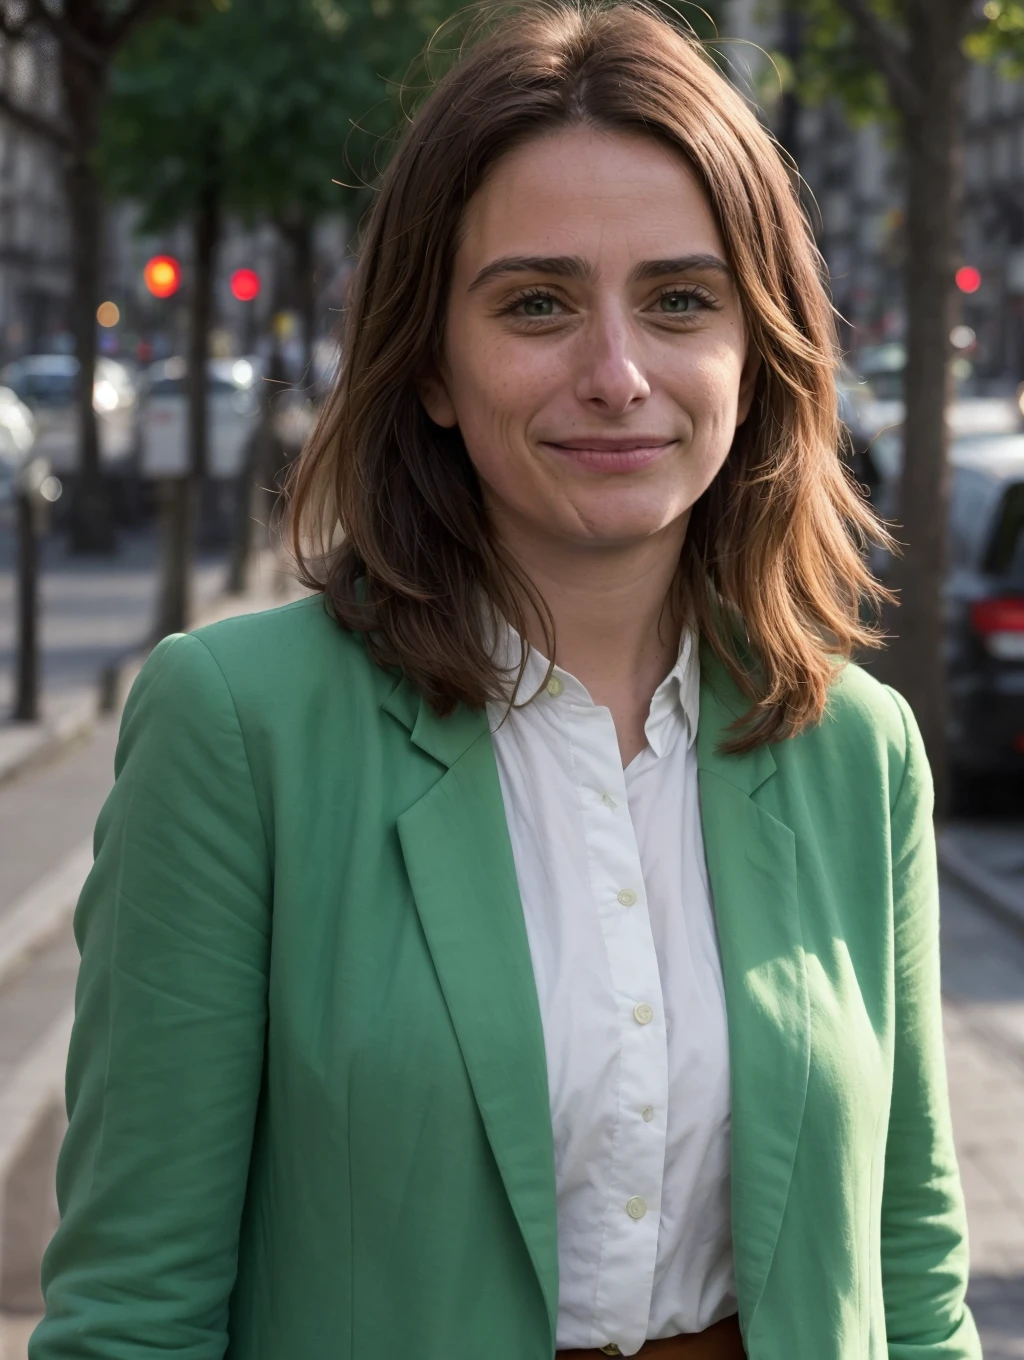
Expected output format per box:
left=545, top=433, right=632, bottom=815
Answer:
left=942, top=869, right=1024, bottom=1359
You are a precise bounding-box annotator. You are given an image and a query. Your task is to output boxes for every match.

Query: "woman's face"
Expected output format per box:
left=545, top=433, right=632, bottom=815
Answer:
left=419, top=126, right=759, bottom=553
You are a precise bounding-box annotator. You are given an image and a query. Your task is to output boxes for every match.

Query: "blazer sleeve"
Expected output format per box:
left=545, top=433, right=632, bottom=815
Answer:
left=880, top=687, right=981, bottom=1359
left=30, top=631, right=271, bottom=1360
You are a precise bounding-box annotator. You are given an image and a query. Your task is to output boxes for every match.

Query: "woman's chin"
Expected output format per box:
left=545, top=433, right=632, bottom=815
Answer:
left=554, top=508, right=690, bottom=549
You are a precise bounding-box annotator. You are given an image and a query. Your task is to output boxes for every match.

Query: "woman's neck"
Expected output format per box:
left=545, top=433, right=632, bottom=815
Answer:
left=497, top=514, right=690, bottom=765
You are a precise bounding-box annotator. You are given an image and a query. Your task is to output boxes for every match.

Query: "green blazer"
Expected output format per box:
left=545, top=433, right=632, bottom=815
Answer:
left=32, top=594, right=979, bottom=1360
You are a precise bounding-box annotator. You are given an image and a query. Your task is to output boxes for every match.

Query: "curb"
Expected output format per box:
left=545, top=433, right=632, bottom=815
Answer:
left=0, top=841, right=93, bottom=996
left=938, top=833, right=1024, bottom=943
left=0, top=1007, right=73, bottom=1313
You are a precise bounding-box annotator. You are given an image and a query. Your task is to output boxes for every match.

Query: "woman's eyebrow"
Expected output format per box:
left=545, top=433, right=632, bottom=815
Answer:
left=467, top=255, right=593, bottom=291
left=630, top=254, right=734, bottom=283
left=467, top=251, right=733, bottom=292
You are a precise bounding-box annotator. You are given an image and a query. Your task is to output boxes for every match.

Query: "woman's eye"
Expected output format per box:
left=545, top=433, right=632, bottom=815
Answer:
left=515, top=293, right=558, bottom=318
left=658, top=290, right=703, bottom=315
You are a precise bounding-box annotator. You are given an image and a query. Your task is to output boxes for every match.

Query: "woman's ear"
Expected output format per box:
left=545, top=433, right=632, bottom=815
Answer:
left=735, top=345, right=762, bottom=428
left=416, top=367, right=459, bottom=429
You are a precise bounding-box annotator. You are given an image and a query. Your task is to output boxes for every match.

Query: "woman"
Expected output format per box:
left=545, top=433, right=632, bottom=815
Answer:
left=32, top=5, right=979, bottom=1358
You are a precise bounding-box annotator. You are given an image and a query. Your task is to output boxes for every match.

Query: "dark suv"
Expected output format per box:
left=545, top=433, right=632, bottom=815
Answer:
left=946, top=433, right=1024, bottom=781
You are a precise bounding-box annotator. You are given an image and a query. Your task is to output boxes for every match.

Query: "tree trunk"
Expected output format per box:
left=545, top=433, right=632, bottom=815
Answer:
left=60, top=52, right=114, bottom=554
left=188, top=185, right=219, bottom=485
left=225, top=402, right=274, bottom=595
left=881, top=0, right=970, bottom=817
left=152, top=187, right=220, bottom=641
left=152, top=477, right=194, bottom=640
left=290, top=216, right=316, bottom=387
left=776, top=0, right=803, bottom=170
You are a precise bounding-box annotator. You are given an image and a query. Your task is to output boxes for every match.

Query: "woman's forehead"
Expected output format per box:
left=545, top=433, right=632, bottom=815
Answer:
left=453, top=127, right=725, bottom=276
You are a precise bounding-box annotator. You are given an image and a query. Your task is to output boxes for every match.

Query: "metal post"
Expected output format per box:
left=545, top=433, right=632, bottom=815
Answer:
left=13, top=486, right=40, bottom=722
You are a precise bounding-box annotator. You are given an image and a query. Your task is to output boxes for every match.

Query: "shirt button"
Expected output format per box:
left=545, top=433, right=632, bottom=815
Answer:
left=545, top=675, right=564, bottom=697
left=633, top=1002, right=654, bottom=1025
left=616, top=888, right=638, bottom=907
left=625, top=1196, right=648, bottom=1220
left=641, top=1105, right=655, bottom=1122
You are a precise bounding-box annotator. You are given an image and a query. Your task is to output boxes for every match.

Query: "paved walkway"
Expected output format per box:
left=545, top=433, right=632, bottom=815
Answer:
left=942, top=867, right=1024, bottom=1358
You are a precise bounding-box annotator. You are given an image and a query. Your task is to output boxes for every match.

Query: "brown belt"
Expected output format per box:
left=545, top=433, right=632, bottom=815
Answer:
left=557, top=1313, right=745, bottom=1360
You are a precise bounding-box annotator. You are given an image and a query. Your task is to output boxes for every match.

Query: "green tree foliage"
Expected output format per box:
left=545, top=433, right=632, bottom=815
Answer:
left=775, top=0, right=1024, bottom=125
left=964, top=0, right=1024, bottom=74
left=777, top=0, right=894, bottom=127
left=99, top=0, right=454, bottom=231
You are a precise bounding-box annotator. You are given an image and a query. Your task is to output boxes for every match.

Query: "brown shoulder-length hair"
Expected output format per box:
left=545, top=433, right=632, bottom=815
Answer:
left=286, top=0, right=891, bottom=751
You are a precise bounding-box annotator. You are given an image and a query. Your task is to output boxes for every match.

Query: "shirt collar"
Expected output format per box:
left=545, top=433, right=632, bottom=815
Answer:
left=486, top=612, right=700, bottom=754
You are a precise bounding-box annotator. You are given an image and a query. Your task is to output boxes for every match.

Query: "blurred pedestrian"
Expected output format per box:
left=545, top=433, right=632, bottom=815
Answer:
left=31, top=4, right=979, bottom=1359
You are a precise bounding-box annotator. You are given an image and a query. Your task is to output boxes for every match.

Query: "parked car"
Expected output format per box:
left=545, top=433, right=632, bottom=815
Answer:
left=0, top=354, right=138, bottom=476
left=140, top=356, right=259, bottom=480
left=862, top=396, right=1024, bottom=525
left=0, top=385, right=36, bottom=506
left=945, top=432, right=1024, bottom=783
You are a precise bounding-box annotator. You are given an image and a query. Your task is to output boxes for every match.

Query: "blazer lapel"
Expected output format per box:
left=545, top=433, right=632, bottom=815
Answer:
left=382, top=679, right=559, bottom=1344
left=697, top=654, right=810, bottom=1331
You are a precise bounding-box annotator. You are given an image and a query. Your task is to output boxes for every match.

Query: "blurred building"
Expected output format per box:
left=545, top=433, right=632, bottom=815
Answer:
left=0, top=30, right=70, bottom=360
left=724, top=0, right=1024, bottom=389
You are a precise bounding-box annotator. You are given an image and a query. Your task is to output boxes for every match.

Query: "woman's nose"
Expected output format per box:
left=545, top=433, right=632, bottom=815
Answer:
left=573, top=315, right=652, bottom=414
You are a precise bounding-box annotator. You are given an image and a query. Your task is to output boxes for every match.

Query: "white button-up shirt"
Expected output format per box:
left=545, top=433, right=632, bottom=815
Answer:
left=486, top=628, right=735, bottom=1356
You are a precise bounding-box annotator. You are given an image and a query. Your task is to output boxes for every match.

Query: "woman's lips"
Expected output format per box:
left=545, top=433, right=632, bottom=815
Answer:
left=541, top=439, right=676, bottom=472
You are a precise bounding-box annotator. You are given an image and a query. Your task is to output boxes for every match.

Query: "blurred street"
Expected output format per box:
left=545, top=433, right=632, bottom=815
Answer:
left=0, top=517, right=226, bottom=722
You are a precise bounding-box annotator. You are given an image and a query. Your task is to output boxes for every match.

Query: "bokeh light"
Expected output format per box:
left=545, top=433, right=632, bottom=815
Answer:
left=144, top=255, right=181, bottom=298
left=96, top=301, right=120, bottom=327
left=230, top=268, right=261, bottom=302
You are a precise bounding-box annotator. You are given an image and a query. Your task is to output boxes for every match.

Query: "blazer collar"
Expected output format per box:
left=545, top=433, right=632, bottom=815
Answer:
left=381, top=673, right=486, bottom=769
left=696, top=642, right=776, bottom=794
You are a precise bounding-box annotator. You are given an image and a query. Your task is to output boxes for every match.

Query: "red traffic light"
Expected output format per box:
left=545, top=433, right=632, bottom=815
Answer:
left=230, top=268, right=261, bottom=302
left=143, top=255, right=181, bottom=299
left=955, top=266, right=982, bottom=294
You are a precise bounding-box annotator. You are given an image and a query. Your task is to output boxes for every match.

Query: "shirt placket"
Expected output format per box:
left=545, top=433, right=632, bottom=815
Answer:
left=565, top=699, right=669, bottom=1357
